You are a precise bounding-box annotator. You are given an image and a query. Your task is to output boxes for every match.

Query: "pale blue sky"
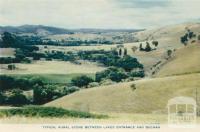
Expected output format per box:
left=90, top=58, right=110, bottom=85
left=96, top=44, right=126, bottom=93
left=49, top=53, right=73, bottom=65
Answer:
left=0, top=0, right=199, bottom=29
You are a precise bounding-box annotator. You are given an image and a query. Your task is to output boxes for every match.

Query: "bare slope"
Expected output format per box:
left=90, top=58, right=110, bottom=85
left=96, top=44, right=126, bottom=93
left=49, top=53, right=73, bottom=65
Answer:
left=134, top=22, right=200, bottom=49
left=46, top=73, right=200, bottom=114
left=156, top=43, right=200, bottom=77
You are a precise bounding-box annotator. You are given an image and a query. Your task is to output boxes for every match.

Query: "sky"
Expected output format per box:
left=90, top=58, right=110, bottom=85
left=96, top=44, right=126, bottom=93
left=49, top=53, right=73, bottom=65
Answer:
left=0, top=0, right=200, bottom=29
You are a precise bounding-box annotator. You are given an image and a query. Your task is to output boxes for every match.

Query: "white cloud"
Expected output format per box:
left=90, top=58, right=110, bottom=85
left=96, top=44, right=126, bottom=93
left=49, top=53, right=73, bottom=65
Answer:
left=0, top=0, right=199, bottom=29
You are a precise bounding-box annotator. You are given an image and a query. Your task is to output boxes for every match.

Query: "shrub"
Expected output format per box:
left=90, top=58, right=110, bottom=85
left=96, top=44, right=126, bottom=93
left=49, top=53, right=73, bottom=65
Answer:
left=33, top=84, right=61, bottom=104
left=116, top=55, right=143, bottom=71
left=130, top=70, right=145, bottom=78
left=7, top=89, right=29, bottom=106
left=144, top=42, right=152, bottom=52
left=0, top=92, right=6, bottom=104
left=0, top=75, right=15, bottom=91
left=22, top=58, right=31, bottom=63
left=63, top=86, right=79, bottom=95
left=139, top=43, right=144, bottom=51
left=8, top=64, right=16, bottom=70
left=167, top=49, right=172, bottom=57
left=71, top=75, right=94, bottom=87
left=130, top=83, right=136, bottom=91
left=152, top=41, right=159, bottom=47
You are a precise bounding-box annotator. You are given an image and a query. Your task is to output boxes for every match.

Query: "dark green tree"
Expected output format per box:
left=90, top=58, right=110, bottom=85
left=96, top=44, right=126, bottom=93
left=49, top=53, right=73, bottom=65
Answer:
left=124, top=48, right=127, bottom=56
left=139, top=43, right=143, bottom=51
left=7, top=89, right=29, bottom=106
left=119, top=48, right=122, bottom=56
left=145, top=42, right=152, bottom=52
left=71, top=75, right=94, bottom=87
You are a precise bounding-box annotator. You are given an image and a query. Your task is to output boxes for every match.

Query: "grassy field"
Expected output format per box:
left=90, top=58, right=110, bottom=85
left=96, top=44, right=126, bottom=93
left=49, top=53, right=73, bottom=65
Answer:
left=46, top=73, right=200, bottom=114
left=156, top=43, right=200, bottom=77
left=0, top=60, right=105, bottom=75
left=0, top=48, right=15, bottom=57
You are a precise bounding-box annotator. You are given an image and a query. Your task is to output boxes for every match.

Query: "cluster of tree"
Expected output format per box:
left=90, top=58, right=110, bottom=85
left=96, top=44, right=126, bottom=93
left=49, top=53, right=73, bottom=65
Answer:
left=118, top=48, right=127, bottom=56
left=71, top=75, right=94, bottom=87
left=96, top=67, right=127, bottom=82
left=0, top=75, right=43, bottom=91
left=33, top=84, right=62, bottom=104
left=96, top=67, right=144, bottom=82
left=0, top=32, right=42, bottom=48
left=77, top=50, right=143, bottom=71
left=70, top=67, right=144, bottom=89
left=0, top=31, right=115, bottom=48
left=44, top=39, right=114, bottom=46
left=180, top=29, right=196, bottom=45
left=139, top=41, right=159, bottom=52
left=0, top=75, right=81, bottom=105
left=0, top=89, right=30, bottom=106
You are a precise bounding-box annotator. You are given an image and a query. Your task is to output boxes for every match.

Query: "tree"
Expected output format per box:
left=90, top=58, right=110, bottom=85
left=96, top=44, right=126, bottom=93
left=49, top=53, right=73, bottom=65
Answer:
left=1, top=32, right=16, bottom=47
left=0, top=92, right=6, bottom=104
left=33, top=84, right=60, bottom=104
left=119, top=48, right=122, bottom=56
left=71, top=75, right=94, bottom=87
left=124, top=48, right=127, bottom=56
left=167, top=49, right=172, bottom=58
left=198, top=35, right=200, bottom=41
left=188, top=31, right=194, bottom=39
left=181, top=34, right=188, bottom=45
left=139, top=43, right=143, bottom=51
left=7, top=89, right=29, bottom=106
left=8, top=64, right=16, bottom=70
left=96, top=67, right=127, bottom=82
left=0, top=75, right=15, bottom=91
left=116, top=55, right=143, bottom=71
left=145, top=42, right=152, bottom=52
left=152, top=41, right=159, bottom=47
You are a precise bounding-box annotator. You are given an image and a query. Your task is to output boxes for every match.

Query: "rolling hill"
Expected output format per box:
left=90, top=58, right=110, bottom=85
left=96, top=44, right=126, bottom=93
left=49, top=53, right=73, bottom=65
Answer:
left=156, top=43, right=200, bottom=77
left=46, top=33, right=200, bottom=115
left=46, top=73, right=200, bottom=114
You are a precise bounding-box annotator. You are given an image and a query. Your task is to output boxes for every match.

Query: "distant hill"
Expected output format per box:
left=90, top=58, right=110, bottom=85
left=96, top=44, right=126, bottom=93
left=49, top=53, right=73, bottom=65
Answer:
left=0, top=25, right=142, bottom=35
left=0, top=25, right=74, bottom=35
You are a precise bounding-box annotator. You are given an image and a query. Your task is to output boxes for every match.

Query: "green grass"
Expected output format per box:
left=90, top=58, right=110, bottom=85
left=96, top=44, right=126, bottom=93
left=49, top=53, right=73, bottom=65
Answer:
left=7, top=73, right=95, bottom=84
left=0, top=106, right=108, bottom=119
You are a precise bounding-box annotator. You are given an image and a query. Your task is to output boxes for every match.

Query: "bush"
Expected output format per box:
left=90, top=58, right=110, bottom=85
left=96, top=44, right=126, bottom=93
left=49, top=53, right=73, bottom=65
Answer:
left=0, top=76, right=43, bottom=91
left=0, top=92, right=6, bottom=104
left=130, top=83, right=136, bottom=91
left=7, top=89, right=29, bottom=106
left=152, top=41, right=159, bottom=47
left=71, top=75, right=94, bottom=87
left=8, top=64, right=16, bottom=70
left=33, top=84, right=61, bottom=104
left=144, top=42, right=152, bottom=52
left=0, top=75, right=15, bottom=91
left=63, top=86, right=79, bottom=95
left=96, top=67, right=127, bottom=82
left=116, top=55, right=143, bottom=71
left=129, top=70, right=145, bottom=78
